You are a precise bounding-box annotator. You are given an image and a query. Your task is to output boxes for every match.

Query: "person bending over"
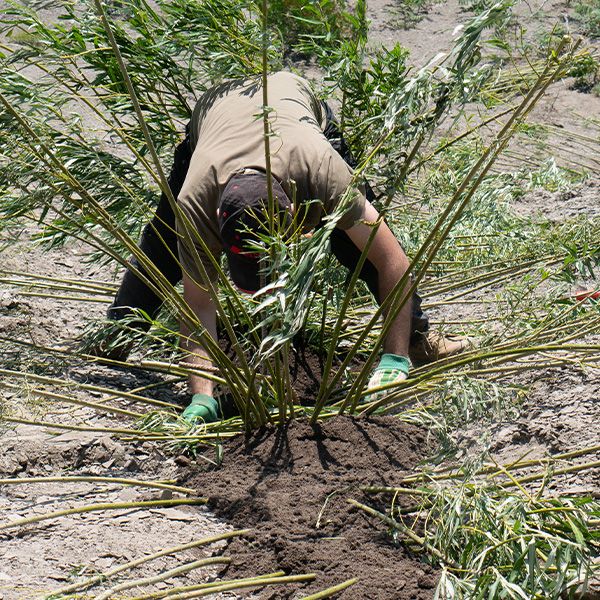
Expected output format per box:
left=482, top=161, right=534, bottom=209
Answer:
left=104, top=71, right=467, bottom=421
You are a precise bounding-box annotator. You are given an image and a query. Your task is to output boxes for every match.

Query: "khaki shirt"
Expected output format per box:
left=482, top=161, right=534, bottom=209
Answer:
left=177, top=71, right=366, bottom=283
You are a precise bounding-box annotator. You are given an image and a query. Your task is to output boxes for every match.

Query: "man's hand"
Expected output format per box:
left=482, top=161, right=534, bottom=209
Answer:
left=182, top=393, right=220, bottom=423
left=365, top=353, right=411, bottom=403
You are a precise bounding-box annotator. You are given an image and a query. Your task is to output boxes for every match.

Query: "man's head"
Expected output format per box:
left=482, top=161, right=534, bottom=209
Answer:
left=218, top=171, right=292, bottom=293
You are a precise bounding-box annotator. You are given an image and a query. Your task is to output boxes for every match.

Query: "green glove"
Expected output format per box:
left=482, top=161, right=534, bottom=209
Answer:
left=365, top=354, right=411, bottom=403
left=182, top=393, right=220, bottom=424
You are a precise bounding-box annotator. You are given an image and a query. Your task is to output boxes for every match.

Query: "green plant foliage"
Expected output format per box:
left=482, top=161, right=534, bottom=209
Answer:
left=313, top=1, right=516, bottom=196
left=387, top=0, right=443, bottom=30
left=401, top=376, right=523, bottom=447
left=1, top=0, right=595, bottom=431
left=357, top=456, right=600, bottom=598
left=428, top=488, right=600, bottom=598
left=268, top=0, right=352, bottom=52
left=401, top=150, right=590, bottom=272
left=458, top=0, right=498, bottom=13
left=575, top=0, right=600, bottom=38
left=2, top=2, right=600, bottom=594
left=0, top=0, right=276, bottom=252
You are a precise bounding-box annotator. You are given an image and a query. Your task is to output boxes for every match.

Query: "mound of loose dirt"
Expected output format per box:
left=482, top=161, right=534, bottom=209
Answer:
left=183, top=416, right=437, bottom=599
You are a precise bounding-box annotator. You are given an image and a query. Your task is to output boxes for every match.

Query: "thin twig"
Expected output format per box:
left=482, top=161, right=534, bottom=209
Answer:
left=0, top=498, right=208, bottom=532
left=49, top=530, right=250, bottom=597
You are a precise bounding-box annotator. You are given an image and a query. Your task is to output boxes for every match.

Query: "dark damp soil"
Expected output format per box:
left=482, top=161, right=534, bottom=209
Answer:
left=181, top=416, right=438, bottom=599
left=218, top=337, right=365, bottom=417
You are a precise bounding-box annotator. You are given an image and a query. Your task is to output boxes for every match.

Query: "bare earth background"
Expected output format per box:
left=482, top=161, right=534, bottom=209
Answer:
left=1, top=0, right=599, bottom=598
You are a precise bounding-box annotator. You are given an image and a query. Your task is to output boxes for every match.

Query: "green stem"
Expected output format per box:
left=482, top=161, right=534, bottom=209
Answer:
left=1, top=383, right=143, bottom=419
left=346, top=39, right=578, bottom=412
left=299, top=578, right=359, bottom=599
left=0, top=498, right=208, bottom=532
left=506, top=460, right=600, bottom=488
left=92, top=0, right=262, bottom=412
left=0, top=277, right=113, bottom=296
left=0, top=476, right=194, bottom=495
left=49, top=531, right=249, bottom=596
left=8, top=291, right=110, bottom=303
left=127, top=572, right=286, bottom=600
left=160, top=574, right=316, bottom=599
left=347, top=498, right=455, bottom=566
left=94, top=557, right=231, bottom=600
left=365, top=343, right=600, bottom=413
left=0, top=269, right=116, bottom=292
left=2, top=416, right=148, bottom=436
left=0, top=368, right=177, bottom=410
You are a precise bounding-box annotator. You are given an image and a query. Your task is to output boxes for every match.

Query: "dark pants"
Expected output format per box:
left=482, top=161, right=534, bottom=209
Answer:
left=107, top=128, right=191, bottom=325
left=109, top=108, right=429, bottom=340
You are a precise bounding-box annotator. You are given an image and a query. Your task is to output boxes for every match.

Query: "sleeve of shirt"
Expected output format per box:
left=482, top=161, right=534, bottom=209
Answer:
left=316, top=149, right=366, bottom=230
left=176, top=203, right=221, bottom=287
left=175, top=175, right=222, bottom=287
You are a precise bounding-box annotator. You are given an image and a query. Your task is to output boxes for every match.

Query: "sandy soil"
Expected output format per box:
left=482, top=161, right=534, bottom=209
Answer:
left=1, top=0, right=599, bottom=598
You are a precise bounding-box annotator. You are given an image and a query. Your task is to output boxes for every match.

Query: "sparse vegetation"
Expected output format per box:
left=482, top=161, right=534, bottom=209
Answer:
left=575, top=0, right=600, bottom=38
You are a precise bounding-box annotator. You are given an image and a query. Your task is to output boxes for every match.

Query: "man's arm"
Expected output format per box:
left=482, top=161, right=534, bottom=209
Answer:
left=343, top=200, right=412, bottom=358
left=181, top=273, right=218, bottom=395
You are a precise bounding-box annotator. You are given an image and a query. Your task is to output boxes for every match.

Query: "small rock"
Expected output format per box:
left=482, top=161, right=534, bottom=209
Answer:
left=93, top=557, right=114, bottom=570
left=175, top=455, right=192, bottom=467
left=417, top=573, right=437, bottom=589
left=124, top=458, right=140, bottom=471
left=148, top=508, right=195, bottom=522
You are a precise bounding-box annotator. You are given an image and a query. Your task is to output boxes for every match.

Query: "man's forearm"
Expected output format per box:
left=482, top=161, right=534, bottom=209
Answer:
left=181, top=274, right=219, bottom=397
left=180, top=325, right=216, bottom=395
